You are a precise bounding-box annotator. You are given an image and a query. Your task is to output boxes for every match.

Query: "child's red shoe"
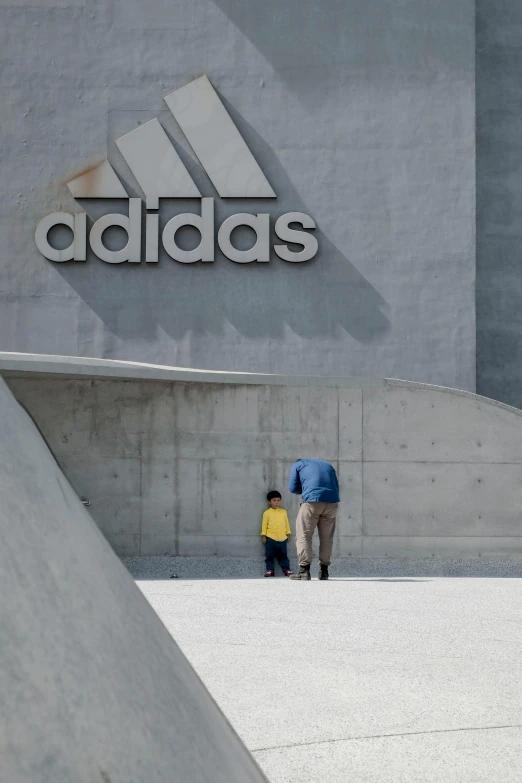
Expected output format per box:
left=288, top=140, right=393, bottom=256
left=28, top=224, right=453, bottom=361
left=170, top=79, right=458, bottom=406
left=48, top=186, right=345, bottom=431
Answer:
left=283, top=569, right=293, bottom=577
left=264, top=569, right=275, bottom=577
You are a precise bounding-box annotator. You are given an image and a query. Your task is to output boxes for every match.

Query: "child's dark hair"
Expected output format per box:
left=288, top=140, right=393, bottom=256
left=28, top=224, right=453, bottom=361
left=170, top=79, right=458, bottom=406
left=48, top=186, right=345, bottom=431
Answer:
left=267, top=490, right=282, bottom=501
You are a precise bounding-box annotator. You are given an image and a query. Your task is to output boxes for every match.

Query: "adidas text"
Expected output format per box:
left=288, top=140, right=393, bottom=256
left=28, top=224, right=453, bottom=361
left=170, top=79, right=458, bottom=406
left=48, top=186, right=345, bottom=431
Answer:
left=35, top=198, right=318, bottom=264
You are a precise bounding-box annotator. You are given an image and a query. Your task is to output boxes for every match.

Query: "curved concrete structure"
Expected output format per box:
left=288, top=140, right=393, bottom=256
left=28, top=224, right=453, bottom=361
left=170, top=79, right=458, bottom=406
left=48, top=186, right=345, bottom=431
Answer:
left=2, top=352, right=522, bottom=559
left=0, top=376, right=268, bottom=782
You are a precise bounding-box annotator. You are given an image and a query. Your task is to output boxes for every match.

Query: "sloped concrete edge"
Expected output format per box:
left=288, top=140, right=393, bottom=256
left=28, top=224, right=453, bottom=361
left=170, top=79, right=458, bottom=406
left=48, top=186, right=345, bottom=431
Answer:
left=0, top=351, right=519, bottom=416
left=0, top=377, right=269, bottom=783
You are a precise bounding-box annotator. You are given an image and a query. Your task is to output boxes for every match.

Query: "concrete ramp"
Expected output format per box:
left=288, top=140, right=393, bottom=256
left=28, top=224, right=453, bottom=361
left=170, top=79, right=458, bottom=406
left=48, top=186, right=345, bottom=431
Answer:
left=0, top=377, right=268, bottom=783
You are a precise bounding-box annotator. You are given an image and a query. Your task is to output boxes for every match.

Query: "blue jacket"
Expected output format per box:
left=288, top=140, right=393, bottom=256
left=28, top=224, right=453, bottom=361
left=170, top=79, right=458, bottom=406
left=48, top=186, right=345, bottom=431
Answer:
left=288, top=459, right=340, bottom=503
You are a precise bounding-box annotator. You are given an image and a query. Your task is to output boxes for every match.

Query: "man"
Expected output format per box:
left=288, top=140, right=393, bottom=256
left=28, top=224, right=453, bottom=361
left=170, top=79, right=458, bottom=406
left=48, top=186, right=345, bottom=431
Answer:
left=288, top=459, right=340, bottom=581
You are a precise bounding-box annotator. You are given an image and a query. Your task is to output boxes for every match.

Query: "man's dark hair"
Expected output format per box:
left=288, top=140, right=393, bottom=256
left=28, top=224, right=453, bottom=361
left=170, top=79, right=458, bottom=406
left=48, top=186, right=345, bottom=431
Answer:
left=266, top=490, right=282, bottom=501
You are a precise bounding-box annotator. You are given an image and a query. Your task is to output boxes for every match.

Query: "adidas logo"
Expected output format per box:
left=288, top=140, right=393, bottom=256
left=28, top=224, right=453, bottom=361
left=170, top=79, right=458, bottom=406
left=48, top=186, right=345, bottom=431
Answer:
left=35, top=75, right=318, bottom=265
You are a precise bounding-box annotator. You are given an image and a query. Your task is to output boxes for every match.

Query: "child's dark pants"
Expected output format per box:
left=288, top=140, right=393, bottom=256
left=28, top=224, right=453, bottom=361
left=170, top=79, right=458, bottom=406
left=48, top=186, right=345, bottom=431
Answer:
left=265, top=537, right=290, bottom=572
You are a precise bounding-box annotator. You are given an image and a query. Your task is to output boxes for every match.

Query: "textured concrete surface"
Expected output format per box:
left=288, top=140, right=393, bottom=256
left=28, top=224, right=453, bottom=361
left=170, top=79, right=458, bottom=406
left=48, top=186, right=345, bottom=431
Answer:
left=0, top=376, right=268, bottom=783
left=0, top=0, right=475, bottom=390
left=131, top=566, right=522, bottom=783
left=476, top=0, right=522, bottom=407
left=5, top=363, right=522, bottom=558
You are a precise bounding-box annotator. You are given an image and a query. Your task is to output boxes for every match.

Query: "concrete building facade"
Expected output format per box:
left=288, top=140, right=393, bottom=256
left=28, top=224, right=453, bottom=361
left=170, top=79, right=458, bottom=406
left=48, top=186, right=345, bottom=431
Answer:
left=0, top=0, right=477, bottom=392
left=3, top=0, right=522, bottom=560
left=476, top=0, right=522, bottom=407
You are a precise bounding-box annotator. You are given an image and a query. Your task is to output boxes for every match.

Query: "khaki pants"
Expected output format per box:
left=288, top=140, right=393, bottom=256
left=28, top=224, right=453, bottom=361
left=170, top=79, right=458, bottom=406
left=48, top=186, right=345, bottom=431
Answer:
left=295, top=502, right=338, bottom=567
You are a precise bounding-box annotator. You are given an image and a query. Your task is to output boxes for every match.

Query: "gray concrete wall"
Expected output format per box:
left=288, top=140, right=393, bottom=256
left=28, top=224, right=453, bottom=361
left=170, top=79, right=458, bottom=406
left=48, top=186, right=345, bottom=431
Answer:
left=5, top=358, right=522, bottom=559
left=476, top=0, right=522, bottom=407
left=0, top=375, right=268, bottom=783
left=0, top=0, right=475, bottom=390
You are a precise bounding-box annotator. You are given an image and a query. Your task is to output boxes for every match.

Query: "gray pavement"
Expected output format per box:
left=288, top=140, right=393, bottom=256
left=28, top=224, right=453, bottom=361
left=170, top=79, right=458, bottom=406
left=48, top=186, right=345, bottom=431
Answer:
left=127, top=559, right=522, bottom=783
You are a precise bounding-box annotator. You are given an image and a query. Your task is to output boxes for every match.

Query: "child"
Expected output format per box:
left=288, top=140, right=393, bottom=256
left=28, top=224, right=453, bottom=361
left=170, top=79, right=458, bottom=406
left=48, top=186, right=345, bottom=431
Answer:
left=261, top=491, right=292, bottom=577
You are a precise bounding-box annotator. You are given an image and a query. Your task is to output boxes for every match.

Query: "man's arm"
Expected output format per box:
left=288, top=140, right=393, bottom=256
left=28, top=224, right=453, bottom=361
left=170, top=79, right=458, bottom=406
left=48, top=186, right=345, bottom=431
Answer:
left=333, top=468, right=340, bottom=497
left=288, top=462, right=302, bottom=495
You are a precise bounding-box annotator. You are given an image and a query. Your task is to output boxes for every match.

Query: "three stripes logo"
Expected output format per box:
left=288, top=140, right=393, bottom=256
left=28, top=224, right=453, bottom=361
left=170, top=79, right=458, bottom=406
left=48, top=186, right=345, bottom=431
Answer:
left=35, top=75, right=318, bottom=265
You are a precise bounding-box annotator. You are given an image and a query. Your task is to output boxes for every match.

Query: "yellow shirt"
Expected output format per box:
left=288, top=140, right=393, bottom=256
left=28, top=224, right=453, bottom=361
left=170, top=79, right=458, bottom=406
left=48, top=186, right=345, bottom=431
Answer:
left=261, top=507, right=291, bottom=542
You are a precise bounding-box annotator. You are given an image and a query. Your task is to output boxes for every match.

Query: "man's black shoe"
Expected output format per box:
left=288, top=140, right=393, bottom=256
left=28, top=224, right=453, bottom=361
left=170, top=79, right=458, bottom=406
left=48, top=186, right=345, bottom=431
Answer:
left=319, top=564, right=329, bottom=580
